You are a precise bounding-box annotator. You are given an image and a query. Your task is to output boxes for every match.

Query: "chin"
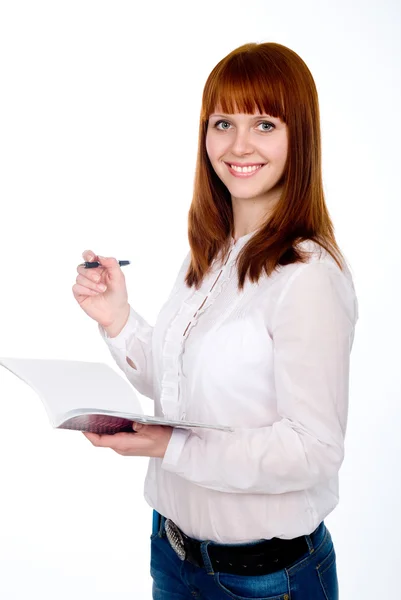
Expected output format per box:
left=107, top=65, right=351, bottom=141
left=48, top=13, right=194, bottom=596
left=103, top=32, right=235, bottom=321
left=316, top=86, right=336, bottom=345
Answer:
left=227, top=184, right=271, bottom=199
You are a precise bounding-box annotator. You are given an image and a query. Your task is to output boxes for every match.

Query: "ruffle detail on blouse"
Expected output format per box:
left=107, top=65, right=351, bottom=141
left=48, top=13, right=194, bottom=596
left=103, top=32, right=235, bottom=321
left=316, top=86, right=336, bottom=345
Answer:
left=159, top=246, right=241, bottom=420
left=159, top=288, right=205, bottom=419
left=180, top=256, right=238, bottom=340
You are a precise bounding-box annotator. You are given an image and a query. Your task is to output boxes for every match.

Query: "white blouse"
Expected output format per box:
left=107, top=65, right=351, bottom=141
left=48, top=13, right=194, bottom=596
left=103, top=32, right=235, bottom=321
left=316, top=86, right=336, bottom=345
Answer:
left=99, top=231, right=359, bottom=543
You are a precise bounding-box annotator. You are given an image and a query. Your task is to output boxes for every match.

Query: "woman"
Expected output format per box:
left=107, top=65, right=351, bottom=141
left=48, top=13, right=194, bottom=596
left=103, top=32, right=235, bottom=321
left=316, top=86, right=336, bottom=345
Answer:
left=73, top=42, right=358, bottom=599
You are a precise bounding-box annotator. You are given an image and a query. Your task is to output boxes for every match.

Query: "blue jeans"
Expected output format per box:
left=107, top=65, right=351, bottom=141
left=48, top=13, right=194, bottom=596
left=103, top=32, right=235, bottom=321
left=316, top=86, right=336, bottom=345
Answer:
left=150, top=510, right=338, bottom=599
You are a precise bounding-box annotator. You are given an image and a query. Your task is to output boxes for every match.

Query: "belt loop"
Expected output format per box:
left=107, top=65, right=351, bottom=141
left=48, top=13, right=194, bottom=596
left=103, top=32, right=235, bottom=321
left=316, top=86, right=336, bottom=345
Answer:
left=152, top=510, right=160, bottom=537
left=305, top=521, right=324, bottom=554
left=304, top=532, right=314, bottom=554
left=200, top=541, right=215, bottom=575
left=159, top=514, right=166, bottom=537
left=152, top=511, right=166, bottom=538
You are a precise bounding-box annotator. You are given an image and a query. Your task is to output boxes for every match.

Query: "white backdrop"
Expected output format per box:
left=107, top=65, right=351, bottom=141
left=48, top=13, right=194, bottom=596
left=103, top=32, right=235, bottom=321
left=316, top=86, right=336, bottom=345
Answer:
left=0, top=1, right=400, bottom=598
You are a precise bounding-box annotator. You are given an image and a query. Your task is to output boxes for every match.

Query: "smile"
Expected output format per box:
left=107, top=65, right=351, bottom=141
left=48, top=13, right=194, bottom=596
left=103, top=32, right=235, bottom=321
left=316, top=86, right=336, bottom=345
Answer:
left=225, top=163, right=266, bottom=177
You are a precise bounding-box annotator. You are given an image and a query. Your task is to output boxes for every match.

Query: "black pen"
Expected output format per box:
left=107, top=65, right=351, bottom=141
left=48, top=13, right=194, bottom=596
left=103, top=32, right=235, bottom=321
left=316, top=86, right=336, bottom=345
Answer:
left=79, top=260, right=131, bottom=269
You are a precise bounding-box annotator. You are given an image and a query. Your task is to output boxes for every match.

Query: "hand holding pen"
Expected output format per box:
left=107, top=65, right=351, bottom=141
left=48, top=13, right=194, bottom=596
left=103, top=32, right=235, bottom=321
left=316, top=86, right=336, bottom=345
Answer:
left=79, top=260, right=130, bottom=269
left=72, top=250, right=131, bottom=337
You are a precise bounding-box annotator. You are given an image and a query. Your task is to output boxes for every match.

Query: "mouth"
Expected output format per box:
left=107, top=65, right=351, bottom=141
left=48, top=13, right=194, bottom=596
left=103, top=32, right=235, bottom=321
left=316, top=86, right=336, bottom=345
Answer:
left=224, top=162, right=266, bottom=178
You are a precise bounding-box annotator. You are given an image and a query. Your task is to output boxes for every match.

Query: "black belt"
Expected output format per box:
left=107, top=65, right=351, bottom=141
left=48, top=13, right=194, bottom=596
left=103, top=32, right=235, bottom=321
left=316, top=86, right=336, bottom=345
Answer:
left=163, top=517, right=317, bottom=576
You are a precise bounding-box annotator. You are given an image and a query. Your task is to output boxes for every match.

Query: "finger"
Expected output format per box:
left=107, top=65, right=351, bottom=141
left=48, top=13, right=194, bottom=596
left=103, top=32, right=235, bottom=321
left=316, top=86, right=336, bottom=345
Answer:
left=78, top=249, right=107, bottom=280
left=83, top=432, right=101, bottom=444
left=76, top=264, right=106, bottom=279
left=82, top=249, right=98, bottom=262
left=83, top=432, right=116, bottom=447
left=84, top=432, right=137, bottom=453
left=94, top=256, right=125, bottom=286
left=97, top=256, right=122, bottom=272
left=76, top=273, right=107, bottom=293
left=72, top=282, right=104, bottom=298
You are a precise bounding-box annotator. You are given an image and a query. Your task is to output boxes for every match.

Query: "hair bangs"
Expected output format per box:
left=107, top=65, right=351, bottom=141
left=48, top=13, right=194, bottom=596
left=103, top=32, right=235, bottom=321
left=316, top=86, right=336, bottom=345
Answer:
left=202, top=49, right=287, bottom=123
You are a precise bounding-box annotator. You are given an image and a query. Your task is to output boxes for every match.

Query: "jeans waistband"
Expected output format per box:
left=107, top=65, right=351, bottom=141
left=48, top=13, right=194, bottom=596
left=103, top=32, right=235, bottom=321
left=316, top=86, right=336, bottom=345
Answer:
left=153, top=511, right=325, bottom=548
left=153, top=511, right=327, bottom=576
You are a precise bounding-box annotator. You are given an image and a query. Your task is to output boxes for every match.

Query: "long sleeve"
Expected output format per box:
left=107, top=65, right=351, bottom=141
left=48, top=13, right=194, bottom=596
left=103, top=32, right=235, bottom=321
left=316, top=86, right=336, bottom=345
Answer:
left=161, top=260, right=358, bottom=494
left=99, top=305, right=155, bottom=400
left=98, top=251, right=192, bottom=402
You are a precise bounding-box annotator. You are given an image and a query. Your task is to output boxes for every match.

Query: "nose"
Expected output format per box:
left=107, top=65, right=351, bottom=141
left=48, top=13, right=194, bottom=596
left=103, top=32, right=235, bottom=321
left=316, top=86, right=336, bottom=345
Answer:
left=229, top=128, right=254, bottom=156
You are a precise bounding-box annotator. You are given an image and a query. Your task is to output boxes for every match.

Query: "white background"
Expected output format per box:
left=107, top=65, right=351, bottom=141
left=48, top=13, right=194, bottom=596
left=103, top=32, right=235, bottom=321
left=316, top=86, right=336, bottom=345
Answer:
left=0, top=0, right=400, bottom=598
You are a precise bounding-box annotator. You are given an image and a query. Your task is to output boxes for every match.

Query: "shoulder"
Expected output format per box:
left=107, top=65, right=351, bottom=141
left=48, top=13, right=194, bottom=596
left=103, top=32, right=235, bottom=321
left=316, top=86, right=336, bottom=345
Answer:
left=259, top=240, right=358, bottom=330
left=277, top=239, right=356, bottom=289
left=271, top=240, right=358, bottom=323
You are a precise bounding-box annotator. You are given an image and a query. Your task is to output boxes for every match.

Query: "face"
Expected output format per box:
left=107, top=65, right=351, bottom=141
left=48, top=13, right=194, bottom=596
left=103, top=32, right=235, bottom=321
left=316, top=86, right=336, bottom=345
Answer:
left=205, top=108, right=288, bottom=206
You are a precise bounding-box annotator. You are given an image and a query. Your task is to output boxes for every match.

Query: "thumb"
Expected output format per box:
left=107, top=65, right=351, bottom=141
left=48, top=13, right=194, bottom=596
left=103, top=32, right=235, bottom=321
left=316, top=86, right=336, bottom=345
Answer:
left=132, top=422, right=145, bottom=432
left=97, top=256, right=122, bottom=271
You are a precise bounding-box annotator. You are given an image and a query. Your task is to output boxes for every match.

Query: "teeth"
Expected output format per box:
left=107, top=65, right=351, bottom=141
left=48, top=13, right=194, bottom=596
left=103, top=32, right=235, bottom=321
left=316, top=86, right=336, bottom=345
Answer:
left=230, top=164, right=263, bottom=173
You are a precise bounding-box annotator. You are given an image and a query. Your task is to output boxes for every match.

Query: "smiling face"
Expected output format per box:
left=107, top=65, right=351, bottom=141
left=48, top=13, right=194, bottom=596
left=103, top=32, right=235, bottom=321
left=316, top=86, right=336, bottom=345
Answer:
left=205, top=109, right=288, bottom=208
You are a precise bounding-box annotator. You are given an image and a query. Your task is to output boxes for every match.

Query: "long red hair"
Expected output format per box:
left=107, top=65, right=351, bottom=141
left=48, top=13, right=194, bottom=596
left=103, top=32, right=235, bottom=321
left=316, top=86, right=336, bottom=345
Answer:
left=185, top=42, right=346, bottom=291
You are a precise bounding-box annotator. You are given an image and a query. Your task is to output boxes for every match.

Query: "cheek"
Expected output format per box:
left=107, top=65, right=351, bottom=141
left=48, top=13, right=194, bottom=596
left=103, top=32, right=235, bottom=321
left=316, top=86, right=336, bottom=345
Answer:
left=276, top=136, right=288, bottom=165
left=266, top=140, right=287, bottom=168
left=206, top=132, right=227, bottom=164
left=205, top=133, right=217, bottom=162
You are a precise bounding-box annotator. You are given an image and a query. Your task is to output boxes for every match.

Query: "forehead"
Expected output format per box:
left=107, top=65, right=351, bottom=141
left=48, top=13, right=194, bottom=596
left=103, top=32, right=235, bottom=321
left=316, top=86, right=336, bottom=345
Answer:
left=212, top=102, right=259, bottom=114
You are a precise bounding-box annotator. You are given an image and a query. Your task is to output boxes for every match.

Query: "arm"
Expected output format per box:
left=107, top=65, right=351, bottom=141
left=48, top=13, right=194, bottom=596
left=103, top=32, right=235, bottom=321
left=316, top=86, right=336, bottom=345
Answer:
left=98, top=305, right=156, bottom=400
left=161, top=260, right=358, bottom=494
left=98, top=251, right=192, bottom=402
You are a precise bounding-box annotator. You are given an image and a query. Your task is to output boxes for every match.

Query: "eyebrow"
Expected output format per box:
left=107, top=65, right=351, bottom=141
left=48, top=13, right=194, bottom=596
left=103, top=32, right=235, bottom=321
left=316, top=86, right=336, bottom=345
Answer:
left=209, top=113, right=276, bottom=119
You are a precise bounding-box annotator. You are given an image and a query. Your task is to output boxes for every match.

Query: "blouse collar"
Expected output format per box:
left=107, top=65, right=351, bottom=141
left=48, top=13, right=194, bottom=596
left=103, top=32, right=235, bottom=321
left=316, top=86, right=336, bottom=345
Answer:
left=230, top=229, right=259, bottom=247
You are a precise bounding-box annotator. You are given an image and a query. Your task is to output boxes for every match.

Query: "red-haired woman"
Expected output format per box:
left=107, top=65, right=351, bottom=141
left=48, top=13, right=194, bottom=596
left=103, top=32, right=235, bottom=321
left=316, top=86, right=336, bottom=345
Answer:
left=73, top=42, right=358, bottom=599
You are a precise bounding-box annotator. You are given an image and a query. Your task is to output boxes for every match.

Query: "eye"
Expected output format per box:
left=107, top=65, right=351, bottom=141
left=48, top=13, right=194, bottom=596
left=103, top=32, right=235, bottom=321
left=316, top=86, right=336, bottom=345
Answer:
left=258, top=121, right=275, bottom=132
left=214, top=120, right=231, bottom=130
left=213, top=120, right=275, bottom=132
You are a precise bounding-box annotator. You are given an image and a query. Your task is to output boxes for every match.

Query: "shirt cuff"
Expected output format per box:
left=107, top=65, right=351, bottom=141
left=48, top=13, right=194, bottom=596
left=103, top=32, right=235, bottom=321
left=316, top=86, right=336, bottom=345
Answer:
left=98, top=305, right=140, bottom=350
left=162, top=427, right=191, bottom=470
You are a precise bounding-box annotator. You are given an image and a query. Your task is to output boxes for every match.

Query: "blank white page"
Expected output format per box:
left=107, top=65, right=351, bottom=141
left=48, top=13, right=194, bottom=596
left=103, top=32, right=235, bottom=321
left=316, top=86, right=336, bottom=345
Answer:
left=0, top=357, right=143, bottom=425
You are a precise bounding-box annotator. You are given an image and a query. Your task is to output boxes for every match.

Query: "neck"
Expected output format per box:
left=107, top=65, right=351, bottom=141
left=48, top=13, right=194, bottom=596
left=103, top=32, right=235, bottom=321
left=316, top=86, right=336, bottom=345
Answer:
left=231, top=188, right=281, bottom=241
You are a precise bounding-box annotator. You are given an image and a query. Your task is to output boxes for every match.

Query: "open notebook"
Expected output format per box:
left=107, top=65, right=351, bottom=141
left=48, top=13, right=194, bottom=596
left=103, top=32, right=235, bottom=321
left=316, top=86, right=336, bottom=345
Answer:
left=0, top=357, right=234, bottom=434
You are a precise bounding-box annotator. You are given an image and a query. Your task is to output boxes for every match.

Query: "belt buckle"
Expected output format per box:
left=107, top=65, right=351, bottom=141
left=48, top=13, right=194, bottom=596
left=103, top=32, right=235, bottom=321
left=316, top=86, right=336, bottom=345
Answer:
left=165, top=519, right=186, bottom=561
